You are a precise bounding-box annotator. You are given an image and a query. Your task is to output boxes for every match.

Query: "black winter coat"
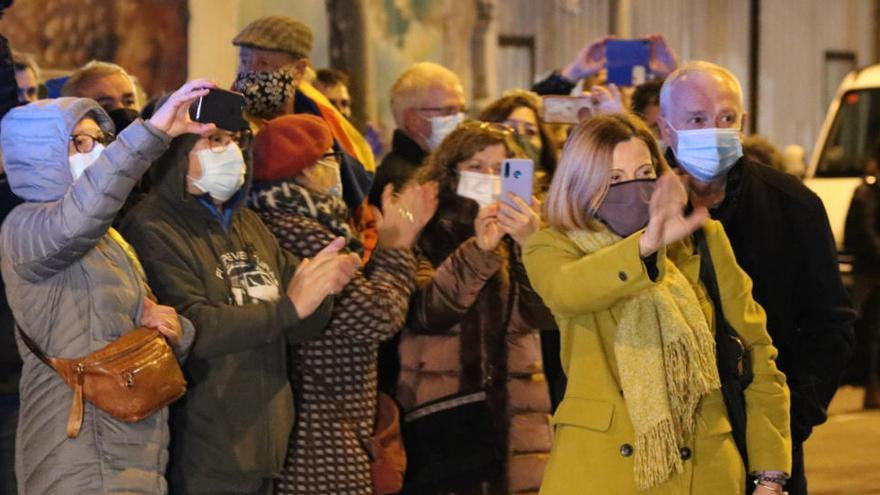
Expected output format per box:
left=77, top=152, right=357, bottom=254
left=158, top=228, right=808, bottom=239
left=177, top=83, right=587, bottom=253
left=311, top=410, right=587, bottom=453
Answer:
left=670, top=153, right=856, bottom=444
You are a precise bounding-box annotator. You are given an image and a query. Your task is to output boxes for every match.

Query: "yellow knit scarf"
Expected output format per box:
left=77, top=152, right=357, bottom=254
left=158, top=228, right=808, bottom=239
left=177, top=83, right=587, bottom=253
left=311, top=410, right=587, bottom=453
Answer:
left=567, top=228, right=720, bottom=490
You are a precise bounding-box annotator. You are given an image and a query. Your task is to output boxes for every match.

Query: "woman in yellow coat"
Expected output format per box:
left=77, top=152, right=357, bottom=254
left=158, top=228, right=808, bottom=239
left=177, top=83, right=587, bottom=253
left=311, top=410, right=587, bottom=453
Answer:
left=522, top=114, right=791, bottom=494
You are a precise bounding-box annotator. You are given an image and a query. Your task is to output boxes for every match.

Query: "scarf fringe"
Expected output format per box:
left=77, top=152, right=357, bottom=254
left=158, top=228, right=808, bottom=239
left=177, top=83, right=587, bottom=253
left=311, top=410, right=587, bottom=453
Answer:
left=634, top=418, right=684, bottom=490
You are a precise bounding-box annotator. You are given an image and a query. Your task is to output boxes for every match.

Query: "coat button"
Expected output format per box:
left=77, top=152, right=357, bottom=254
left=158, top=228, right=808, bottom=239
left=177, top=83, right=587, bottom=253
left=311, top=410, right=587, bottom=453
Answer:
left=618, top=271, right=628, bottom=281
left=620, top=444, right=634, bottom=457
left=679, top=447, right=692, bottom=460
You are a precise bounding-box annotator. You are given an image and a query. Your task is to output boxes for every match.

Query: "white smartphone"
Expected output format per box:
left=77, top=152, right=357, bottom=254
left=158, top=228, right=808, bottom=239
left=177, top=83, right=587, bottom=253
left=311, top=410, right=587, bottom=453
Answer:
left=500, top=158, right=534, bottom=207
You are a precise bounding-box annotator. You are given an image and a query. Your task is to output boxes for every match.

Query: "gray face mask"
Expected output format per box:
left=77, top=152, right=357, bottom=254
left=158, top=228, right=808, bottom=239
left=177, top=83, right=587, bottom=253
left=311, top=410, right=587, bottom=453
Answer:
left=594, top=179, right=657, bottom=237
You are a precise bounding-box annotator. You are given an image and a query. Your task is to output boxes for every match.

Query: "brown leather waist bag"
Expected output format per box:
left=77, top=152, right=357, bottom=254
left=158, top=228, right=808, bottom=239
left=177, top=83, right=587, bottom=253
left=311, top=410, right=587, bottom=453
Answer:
left=17, top=325, right=187, bottom=438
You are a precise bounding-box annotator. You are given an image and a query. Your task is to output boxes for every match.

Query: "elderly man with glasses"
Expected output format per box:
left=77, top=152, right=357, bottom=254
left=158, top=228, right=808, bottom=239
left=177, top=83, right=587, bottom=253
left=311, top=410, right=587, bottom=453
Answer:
left=368, top=62, right=466, bottom=208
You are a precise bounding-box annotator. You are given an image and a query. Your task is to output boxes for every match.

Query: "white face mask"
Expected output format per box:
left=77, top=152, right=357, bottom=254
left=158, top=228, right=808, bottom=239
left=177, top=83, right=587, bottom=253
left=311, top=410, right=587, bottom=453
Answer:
left=190, top=143, right=246, bottom=202
left=69, top=143, right=104, bottom=181
left=426, top=112, right=465, bottom=150
left=456, top=170, right=499, bottom=207
left=671, top=125, right=743, bottom=182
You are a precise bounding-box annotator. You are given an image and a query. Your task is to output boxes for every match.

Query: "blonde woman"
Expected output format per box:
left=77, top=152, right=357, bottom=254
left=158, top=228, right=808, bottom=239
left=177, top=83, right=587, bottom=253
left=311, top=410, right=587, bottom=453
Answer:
left=522, top=114, right=791, bottom=494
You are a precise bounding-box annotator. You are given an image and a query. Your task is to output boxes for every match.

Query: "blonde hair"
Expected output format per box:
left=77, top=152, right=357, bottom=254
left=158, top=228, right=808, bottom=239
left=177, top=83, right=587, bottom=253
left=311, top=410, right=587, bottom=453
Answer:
left=545, top=113, right=668, bottom=231
left=62, top=60, right=136, bottom=103
left=11, top=50, right=40, bottom=81
left=659, top=60, right=743, bottom=116
left=390, top=62, right=462, bottom=127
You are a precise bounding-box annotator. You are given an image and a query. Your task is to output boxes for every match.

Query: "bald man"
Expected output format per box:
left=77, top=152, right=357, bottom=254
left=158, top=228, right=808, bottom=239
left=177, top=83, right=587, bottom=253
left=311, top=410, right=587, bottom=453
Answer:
left=658, top=61, right=854, bottom=495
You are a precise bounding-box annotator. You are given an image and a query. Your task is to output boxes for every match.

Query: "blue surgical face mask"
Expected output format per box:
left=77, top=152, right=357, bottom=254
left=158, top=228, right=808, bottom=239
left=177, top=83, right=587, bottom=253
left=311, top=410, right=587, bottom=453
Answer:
left=670, top=125, right=743, bottom=182
left=426, top=112, right=465, bottom=150
left=190, top=143, right=246, bottom=202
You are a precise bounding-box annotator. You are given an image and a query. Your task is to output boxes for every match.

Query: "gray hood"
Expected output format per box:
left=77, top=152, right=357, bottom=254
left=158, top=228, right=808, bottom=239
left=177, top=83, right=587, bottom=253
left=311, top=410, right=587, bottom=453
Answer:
left=0, top=97, right=113, bottom=202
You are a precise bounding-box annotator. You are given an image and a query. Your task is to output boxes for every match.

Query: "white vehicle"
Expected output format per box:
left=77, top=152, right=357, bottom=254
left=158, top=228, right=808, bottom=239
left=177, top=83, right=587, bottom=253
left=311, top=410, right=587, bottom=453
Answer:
left=806, top=64, right=880, bottom=276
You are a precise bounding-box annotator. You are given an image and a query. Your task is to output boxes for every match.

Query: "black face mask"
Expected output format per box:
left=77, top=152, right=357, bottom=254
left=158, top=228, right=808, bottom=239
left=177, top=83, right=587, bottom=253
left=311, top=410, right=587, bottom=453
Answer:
left=107, top=107, right=140, bottom=135
left=594, top=179, right=657, bottom=237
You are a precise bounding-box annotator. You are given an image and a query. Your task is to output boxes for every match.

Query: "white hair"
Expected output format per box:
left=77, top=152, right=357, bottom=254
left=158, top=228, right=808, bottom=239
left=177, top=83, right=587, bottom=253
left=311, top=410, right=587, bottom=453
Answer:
left=659, top=60, right=743, bottom=116
left=389, top=62, right=462, bottom=127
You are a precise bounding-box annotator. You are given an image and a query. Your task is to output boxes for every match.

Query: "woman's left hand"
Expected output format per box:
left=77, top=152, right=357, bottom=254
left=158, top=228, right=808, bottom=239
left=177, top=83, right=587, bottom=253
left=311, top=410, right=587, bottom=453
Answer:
left=148, top=79, right=218, bottom=138
left=141, top=298, right=183, bottom=346
left=498, top=194, right=541, bottom=246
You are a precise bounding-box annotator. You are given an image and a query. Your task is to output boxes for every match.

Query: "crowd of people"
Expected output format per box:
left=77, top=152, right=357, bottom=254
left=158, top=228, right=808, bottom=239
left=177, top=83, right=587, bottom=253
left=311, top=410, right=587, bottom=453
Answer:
left=0, top=7, right=861, bottom=495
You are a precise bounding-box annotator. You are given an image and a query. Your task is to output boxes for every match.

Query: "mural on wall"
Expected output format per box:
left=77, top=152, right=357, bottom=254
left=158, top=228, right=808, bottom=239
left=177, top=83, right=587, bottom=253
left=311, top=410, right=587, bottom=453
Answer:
left=366, top=0, right=446, bottom=135
left=0, top=0, right=188, bottom=97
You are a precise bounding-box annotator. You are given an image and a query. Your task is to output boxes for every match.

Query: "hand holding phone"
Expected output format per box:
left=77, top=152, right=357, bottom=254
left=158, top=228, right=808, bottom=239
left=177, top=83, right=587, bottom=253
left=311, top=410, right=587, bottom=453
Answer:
left=498, top=159, right=540, bottom=245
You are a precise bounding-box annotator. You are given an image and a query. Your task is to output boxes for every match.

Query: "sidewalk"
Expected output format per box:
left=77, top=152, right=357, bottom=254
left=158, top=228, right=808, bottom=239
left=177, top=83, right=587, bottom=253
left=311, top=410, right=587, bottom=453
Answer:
left=805, top=386, right=880, bottom=494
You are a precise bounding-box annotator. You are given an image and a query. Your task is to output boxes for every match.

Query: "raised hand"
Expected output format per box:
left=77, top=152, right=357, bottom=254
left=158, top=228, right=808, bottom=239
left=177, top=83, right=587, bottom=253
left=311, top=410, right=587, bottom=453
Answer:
left=141, top=298, right=183, bottom=346
left=374, top=182, right=439, bottom=250
left=639, top=171, right=709, bottom=257
left=645, top=34, right=678, bottom=78
left=286, top=237, right=361, bottom=319
left=498, top=195, right=541, bottom=246
left=562, top=36, right=612, bottom=82
left=148, top=79, right=218, bottom=138
left=475, top=203, right=505, bottom=252
left=587, top=84, right=625, bottom=116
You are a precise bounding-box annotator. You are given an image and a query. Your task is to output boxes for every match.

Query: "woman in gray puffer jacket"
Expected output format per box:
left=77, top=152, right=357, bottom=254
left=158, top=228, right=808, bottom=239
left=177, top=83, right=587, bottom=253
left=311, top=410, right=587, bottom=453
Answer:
left=0, top=80, right=214, bottom=494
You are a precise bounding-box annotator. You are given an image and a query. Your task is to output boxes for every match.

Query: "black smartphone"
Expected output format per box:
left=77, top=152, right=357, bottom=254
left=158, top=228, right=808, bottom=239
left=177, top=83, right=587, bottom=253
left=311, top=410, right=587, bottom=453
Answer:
left=188, top=88, right=247, bottom=131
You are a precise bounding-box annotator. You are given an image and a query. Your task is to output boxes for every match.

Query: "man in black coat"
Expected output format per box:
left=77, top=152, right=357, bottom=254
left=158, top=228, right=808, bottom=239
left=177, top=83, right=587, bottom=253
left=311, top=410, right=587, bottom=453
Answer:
left=658, top=60, right=855, bottom=495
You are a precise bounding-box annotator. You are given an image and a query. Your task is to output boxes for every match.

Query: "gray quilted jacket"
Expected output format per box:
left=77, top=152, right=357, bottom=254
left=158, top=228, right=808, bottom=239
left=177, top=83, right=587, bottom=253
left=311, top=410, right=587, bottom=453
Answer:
left=0, top=98, right=194, bottom=494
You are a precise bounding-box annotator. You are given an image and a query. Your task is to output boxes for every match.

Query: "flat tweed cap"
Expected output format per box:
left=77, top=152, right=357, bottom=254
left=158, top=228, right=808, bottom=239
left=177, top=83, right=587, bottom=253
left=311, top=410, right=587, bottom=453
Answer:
left=233, top=15, right=313, bottom=58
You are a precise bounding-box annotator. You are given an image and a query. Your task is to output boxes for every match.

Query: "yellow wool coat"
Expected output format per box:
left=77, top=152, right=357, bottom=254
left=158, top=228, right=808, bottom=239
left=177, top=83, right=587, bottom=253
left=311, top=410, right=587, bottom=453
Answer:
left=522, top=220, right=791, bottom=494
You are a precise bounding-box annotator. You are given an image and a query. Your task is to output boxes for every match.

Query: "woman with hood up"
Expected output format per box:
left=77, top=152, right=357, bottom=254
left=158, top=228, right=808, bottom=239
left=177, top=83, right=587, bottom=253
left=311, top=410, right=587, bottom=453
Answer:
left=120, top=95, right=361, bottom=495
left=0, top=80, right=209, bottom=494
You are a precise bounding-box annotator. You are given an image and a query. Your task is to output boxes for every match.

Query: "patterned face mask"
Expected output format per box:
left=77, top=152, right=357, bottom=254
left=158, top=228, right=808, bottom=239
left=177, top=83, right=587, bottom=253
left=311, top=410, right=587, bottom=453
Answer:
left=233, top=68, right=296, bottom=120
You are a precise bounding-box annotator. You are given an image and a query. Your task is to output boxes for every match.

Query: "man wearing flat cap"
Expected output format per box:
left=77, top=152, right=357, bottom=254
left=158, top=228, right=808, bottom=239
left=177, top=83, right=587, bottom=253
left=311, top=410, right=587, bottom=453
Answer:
left=232, top=15, right=378, bottom=260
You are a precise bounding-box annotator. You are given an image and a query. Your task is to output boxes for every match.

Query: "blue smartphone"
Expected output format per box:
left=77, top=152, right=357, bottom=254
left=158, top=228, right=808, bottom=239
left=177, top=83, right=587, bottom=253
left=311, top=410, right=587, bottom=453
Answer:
left=606, top=39, right=650, bottom=86
left=501, top=159, right=534, bottom=208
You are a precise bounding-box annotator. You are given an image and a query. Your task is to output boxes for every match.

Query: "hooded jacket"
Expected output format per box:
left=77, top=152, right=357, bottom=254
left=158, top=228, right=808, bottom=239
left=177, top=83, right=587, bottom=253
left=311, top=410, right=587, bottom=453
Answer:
left=0, top=98, right=195, bottom=494
left=120, top=133, right=332, bottom=494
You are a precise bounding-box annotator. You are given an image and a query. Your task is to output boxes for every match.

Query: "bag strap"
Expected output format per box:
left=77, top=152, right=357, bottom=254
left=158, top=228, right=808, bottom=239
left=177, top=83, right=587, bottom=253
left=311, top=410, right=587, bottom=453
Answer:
left=15, top=323, right=54, bottom=369
left=693, top=229, right=727, bottom=331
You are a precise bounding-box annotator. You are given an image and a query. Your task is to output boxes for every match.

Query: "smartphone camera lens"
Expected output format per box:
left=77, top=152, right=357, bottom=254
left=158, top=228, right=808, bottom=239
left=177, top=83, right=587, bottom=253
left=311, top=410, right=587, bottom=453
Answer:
left=514, top=170, right=522, bottom=179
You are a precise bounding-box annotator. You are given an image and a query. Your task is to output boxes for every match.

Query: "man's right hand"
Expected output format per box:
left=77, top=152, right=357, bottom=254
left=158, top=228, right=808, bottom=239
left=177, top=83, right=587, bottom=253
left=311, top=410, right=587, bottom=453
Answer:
left=286, top=237, right=360, bottom=319
left=561, top=36, right=611, bottom=83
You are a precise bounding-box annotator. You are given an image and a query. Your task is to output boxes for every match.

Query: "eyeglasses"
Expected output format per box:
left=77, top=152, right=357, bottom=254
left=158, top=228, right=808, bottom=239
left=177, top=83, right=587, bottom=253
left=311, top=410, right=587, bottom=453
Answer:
left=69, top=132, right=114, bottom=153
left=203, top=130, right=252, bottom=153
left=417, top=105, right=465, bottom=117
left=503, top=119, right=540, bottom=138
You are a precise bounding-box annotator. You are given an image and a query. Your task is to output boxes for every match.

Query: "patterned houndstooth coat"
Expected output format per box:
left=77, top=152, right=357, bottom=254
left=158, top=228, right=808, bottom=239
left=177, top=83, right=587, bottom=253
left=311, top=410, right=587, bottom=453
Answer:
left=249, top=180, right=416, bottom=495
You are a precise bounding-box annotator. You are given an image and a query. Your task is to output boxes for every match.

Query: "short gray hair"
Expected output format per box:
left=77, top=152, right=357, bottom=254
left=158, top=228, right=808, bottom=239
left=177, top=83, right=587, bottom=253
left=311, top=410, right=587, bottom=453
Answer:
left=390, top=62, right=462, bottom=127
left=659, top=61, right=743, bottom=116
left=62, top=60, right=135, bottom=101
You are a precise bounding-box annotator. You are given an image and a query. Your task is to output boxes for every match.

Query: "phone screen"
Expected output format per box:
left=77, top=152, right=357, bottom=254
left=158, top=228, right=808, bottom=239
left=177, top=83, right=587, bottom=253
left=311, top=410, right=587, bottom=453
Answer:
left=541, top=95, right=593, bottom=124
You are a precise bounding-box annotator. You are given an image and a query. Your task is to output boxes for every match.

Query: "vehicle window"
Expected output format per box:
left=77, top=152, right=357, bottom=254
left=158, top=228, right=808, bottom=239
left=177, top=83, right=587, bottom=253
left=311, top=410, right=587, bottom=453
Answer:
left=817, top=89, right=880, bottom=177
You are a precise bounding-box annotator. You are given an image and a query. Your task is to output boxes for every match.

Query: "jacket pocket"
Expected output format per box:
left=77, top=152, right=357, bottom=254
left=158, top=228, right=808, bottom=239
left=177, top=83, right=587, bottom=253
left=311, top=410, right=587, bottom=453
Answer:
left=697, top=392, right=733, bottom=437
left=550, top=397, right=614, bottom=432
